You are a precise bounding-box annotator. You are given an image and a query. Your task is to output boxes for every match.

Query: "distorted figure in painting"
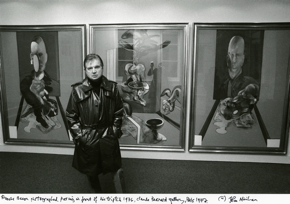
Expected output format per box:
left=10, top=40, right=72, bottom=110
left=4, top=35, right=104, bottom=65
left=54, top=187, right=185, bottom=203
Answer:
left=120, top=61, right=149, bottom=106
left=119, top=29, right=170, bottom=107
left=66, top=53, right=125, bottom=193
left=160, top=85, right=182, bottom=116
left=20, top=36, right=57, bottom=130
left=214, top=36, right=260, bottom=133
left=218, top=36, right=259, bottom=100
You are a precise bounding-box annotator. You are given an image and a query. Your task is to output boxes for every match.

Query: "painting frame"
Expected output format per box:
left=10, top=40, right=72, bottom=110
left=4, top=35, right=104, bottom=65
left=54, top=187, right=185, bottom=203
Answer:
left=189, top=23, right=290, bottom=155
left=0, top=24, right=86, bottom=147
left=89, top=23, right=189, bottom=151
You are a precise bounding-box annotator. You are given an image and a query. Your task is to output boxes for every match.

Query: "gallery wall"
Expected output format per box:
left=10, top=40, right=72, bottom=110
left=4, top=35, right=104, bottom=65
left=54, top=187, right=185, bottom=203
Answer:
left=1, top=0, right=290, bottom=164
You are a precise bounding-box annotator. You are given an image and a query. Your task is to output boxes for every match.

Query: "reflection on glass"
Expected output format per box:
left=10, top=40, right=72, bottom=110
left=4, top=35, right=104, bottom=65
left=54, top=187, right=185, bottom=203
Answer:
left=91, top=25, right=187, bottom=150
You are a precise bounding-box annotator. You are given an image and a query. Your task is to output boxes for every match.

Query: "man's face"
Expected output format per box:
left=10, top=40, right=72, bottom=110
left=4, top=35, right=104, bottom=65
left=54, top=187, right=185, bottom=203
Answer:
left=85, top=58, right=103, bottom=81
left=228, top=39, right=245, bottom=71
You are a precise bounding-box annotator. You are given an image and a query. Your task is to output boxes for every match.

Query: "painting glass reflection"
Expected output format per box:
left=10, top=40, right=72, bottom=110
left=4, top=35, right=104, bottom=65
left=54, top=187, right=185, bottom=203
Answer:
left=90, top=24, right=187, bottom=150
left=0, top=25, right=85, bottom=146
left=190, top=23, right=290, bottom=154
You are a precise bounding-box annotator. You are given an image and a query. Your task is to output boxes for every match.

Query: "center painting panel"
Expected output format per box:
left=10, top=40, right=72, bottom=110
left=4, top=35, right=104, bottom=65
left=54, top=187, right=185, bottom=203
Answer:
left=89, top=24, right=188, bottom=150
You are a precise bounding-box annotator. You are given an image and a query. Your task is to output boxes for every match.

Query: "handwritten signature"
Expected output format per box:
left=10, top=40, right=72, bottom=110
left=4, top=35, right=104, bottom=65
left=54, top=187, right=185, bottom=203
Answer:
left=218, top=196, right=258, bottom=203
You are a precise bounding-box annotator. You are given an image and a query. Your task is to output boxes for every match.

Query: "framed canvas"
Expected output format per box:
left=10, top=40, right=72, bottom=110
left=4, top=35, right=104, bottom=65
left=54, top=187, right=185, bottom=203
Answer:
left=189, top=23, right=290, bottom=154
left=0, top=25, right=86, bottom=147
left=89, top=23, right=189, bottom=151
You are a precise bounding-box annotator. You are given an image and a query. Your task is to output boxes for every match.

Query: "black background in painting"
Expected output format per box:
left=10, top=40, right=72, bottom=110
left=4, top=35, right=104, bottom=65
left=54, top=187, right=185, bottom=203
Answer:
left=213, top=30, right=264, bottom=100
left=17, top=31, right=60, bottom=96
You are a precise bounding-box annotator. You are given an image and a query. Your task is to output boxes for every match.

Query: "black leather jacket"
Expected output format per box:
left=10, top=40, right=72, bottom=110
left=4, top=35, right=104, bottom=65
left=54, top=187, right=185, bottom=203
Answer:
left=66, top=76, right=124, bottom=176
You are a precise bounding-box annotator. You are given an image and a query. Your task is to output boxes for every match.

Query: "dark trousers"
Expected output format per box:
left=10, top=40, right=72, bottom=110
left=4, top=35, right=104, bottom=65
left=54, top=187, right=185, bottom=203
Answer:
left=87, top=174, right=102, bottom=193
left=87, top=169, right=125, bottom=193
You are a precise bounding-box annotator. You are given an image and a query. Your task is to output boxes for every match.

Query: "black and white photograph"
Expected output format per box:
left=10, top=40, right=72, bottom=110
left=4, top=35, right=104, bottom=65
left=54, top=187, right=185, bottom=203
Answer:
left=0, top=0, right=290, bottom=199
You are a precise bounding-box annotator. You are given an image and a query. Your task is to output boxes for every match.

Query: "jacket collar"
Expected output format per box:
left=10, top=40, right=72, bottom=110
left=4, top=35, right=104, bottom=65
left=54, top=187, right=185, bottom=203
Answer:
left=74, top=76, right=113, bottom=102
left=81, top=76, right=112, bottom=93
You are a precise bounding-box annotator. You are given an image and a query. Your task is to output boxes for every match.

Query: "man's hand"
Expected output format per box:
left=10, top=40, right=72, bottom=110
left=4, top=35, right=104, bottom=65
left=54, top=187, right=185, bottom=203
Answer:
left=73, top=137, right=80, bottom=145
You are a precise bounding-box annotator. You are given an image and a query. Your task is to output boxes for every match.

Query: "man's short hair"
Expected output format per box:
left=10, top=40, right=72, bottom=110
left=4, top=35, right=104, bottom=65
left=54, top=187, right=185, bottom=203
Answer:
left=83, top=53, right=104, bottom=69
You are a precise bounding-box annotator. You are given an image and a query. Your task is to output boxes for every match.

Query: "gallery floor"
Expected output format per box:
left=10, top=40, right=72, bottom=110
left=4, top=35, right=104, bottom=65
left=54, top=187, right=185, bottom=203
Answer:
left=0, top=152, right=289, bottom=194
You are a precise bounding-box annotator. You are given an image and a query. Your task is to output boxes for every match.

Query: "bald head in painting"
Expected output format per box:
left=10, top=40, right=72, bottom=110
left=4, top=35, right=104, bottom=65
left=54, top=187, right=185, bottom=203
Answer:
left=216, top=35, right=259, bottom=101
left=227, top=36, right=245, bottom=79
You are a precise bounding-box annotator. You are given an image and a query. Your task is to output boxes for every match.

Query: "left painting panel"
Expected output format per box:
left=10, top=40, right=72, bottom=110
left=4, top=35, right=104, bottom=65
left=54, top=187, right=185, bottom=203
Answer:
left=0, top=25, right=86, bottom=146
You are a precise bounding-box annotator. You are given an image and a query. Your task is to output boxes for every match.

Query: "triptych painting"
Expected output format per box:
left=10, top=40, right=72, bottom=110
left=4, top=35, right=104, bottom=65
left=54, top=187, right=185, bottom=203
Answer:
left=0, top=23, right=289, bottom=154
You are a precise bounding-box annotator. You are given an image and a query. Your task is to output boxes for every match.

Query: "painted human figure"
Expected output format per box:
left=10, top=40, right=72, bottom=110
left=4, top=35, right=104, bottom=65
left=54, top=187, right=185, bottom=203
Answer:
left=218, top=36, right=259, bottom=100
left=124, top=60, right=145, bottom=85
left=20, top=36, right=54, bottom=128
left=119, top=29, right=170, bottom=107
left=122, top=61, right=149, bottom=106
left=214, top=36, right=260, bottom=132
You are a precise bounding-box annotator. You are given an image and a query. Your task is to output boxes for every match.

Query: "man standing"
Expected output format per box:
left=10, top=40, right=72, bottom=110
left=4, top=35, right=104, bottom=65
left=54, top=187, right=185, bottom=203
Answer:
left=66, top=54, right=125, bottom=193
left=218, top=36, right=259, bottom=99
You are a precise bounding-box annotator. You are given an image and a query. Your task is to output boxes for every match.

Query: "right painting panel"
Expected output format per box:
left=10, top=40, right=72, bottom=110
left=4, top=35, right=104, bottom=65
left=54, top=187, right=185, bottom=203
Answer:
left=189, top=23, right=290, bottom=154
